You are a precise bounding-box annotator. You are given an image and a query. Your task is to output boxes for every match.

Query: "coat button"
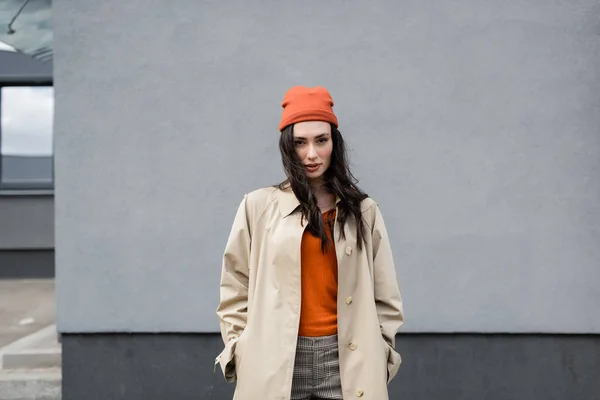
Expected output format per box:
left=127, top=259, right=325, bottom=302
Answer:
left=349, top=342, right=357, bottom=351
left=345, top=296, right=353, bottom=305
left=356, top=389, right=364, bottom=397
left=345, top=246, right=352, bottom=255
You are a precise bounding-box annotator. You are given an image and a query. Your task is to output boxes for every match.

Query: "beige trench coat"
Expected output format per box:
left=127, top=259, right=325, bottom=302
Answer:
left=215, top=186, right=404, bottom=399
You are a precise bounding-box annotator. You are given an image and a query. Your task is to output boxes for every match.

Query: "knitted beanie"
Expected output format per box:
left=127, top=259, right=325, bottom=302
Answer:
left=278, top=86, right=338, bottom=132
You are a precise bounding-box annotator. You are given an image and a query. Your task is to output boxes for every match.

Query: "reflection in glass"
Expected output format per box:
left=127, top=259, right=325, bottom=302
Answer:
left=0, top=0, right=52, bottom=62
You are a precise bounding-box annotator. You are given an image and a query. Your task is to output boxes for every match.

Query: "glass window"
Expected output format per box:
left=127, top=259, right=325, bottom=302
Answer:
left=0, top=0, right=53, bottom=63
left=0, top=86, right=54, bottom=189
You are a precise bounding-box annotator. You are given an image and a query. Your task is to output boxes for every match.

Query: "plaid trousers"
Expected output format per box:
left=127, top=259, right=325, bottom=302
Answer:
left=291, top=334, right=343, bottom=400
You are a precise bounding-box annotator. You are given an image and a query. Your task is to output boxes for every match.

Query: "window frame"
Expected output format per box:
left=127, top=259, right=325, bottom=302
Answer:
left=0, top=80, right=54, bottom=193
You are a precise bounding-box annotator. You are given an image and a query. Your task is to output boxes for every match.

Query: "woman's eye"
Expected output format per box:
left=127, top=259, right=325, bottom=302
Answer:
left=294, top=141, right=304, bottom=146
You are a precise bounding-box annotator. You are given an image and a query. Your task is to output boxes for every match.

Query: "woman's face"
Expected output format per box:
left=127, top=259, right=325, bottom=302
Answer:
left=293, top=121, right=333, bottom=181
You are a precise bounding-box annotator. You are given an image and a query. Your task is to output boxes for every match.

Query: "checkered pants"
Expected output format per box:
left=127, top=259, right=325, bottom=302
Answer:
left=291, top=334, right=343, bottom=400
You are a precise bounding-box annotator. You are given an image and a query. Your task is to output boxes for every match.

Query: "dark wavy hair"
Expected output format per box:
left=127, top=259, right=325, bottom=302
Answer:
left=275, top=123, right=368, bottom=252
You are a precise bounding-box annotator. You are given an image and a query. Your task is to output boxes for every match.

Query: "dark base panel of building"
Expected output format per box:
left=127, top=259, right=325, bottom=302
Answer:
left=61, top=333, right=600, bottom=400
left=0, top=250, right=54, bottom=279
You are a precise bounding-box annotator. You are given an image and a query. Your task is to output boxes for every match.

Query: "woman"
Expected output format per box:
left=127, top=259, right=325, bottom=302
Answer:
left=216, top=86, right=404, bottom=400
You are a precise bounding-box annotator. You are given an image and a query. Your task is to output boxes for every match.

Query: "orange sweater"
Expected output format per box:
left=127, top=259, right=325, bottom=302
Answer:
left=298, top=209, right=338, bottom=337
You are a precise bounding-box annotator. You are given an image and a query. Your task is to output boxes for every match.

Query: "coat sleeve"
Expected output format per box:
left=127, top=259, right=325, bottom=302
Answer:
left=215, top=195, right=251, bottom=382
left=371, top=204, right=405, bottom=382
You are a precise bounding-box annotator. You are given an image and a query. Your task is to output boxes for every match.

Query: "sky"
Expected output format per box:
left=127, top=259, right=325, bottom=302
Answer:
left=0, top=41, right=16, bottom=51
left=1, top=86, right=54, bottom=156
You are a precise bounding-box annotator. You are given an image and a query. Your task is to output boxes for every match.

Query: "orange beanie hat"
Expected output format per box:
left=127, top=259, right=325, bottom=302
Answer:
left=279, top=86, right=338, bottom=132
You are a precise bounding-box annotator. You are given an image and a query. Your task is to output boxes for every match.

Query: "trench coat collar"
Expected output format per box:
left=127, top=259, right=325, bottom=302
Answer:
left=277, top=186, right=341, bottom=217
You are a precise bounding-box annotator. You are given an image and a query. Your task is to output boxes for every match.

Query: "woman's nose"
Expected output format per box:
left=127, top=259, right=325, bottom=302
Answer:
left=307, top=144, right=317, bottom=160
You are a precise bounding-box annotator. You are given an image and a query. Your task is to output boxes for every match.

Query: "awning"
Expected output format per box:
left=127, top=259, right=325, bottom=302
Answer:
left=0, top=50, right=52, bottom=83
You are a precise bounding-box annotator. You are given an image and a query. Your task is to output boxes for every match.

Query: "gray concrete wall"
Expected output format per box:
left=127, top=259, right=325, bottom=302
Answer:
left=54, top=0, right=600, bottom=334
left=0, top=195, right=53, bottom=249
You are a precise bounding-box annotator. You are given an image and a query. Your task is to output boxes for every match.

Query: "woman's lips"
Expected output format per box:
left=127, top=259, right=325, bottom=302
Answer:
left=305, top=164, right=321, bottom=173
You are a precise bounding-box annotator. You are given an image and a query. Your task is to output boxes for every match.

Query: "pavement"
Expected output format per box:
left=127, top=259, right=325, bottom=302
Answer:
left=0, top=280, right=55, bottom=349
left=0, top=279, right=61, bottom=400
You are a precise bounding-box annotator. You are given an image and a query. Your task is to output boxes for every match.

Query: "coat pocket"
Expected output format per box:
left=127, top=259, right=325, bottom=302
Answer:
left=216, top=333, right=245, bottom=383
left=381, top=337, right=402, bottom=384
left=233, top=329, right=248, bottom=370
